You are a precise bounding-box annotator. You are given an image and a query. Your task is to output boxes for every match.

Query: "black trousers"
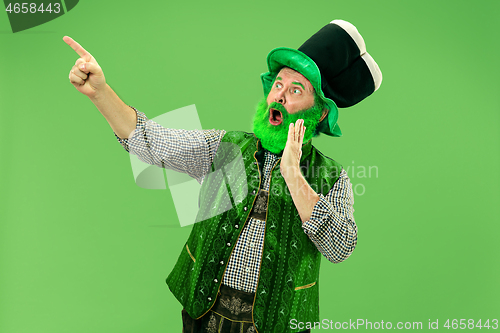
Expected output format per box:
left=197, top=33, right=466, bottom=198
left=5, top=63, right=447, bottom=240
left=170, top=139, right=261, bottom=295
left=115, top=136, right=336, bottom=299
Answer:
left=181, top=284, right=310, bottom=333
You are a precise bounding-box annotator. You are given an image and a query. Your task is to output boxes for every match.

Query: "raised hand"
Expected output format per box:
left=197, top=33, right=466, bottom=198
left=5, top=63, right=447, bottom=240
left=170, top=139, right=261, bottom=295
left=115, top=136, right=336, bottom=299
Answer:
left=63, top=36, right=106, bottom=98
left=280, top=119, right=306, bottom=181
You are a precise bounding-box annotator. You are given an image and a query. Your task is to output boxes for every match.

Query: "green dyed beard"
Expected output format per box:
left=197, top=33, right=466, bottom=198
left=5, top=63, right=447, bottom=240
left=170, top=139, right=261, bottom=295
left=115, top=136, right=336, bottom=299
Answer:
left=252, top=96, right=324, bottom=154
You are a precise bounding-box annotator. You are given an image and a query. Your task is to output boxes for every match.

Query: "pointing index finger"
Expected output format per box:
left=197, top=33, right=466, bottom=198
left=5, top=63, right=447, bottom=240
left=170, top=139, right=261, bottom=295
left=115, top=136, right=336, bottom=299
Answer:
left=63, top=36, right=92, bottom=61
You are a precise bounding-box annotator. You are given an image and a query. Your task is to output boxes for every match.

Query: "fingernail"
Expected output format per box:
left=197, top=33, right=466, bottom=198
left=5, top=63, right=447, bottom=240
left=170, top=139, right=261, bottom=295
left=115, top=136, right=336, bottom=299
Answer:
left=80, top=64, right=85, bottom=70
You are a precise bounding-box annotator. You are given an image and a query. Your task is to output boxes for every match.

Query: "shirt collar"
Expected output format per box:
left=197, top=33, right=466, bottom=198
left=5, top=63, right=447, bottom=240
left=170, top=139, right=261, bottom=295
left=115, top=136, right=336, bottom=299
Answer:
left=254, top=136, right=313, bottom=161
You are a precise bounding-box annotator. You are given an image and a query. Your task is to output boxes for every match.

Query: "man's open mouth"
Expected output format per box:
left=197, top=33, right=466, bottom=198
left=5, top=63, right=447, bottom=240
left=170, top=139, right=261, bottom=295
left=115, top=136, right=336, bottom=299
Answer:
left=269, top=108, right=283, bottom=126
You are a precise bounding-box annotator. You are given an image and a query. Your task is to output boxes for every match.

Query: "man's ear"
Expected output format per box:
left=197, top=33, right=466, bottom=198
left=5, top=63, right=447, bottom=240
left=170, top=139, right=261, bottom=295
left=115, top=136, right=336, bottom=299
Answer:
left=319, top=108, right=329, bottom=122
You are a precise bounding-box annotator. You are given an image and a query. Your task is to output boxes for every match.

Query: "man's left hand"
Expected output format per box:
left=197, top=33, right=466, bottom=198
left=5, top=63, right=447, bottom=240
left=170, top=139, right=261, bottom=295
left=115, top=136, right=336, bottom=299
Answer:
left=280, top=119, right=305, bottom=181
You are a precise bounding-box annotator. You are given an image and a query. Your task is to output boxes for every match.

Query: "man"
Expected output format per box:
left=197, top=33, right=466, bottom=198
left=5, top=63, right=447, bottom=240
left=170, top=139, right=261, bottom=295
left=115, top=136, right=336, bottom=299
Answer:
left=64, top=19, right=381, bottom=333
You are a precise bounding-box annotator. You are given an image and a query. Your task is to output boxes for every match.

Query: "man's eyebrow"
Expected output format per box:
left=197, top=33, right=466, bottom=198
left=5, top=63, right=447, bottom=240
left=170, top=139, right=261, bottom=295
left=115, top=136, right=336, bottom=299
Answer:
left=292, top=81, right=305, bottom=89
left=276, top=76, right=282, bottom=81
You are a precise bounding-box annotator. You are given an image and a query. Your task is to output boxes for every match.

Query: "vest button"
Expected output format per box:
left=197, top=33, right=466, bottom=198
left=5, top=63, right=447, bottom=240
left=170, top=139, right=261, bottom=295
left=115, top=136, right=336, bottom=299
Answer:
left=208, top=297, right=212, bottom=301
left=227, top=242, right=231, bottom=247
left=214, top=278, right=218, bottom=283
left=220, top=260, right=224, bottom=265
left=243, top=206, right=248, bottom=211
left=252, top=190, right=256, bottom=195
left=235, top=224, right=239, bottom=229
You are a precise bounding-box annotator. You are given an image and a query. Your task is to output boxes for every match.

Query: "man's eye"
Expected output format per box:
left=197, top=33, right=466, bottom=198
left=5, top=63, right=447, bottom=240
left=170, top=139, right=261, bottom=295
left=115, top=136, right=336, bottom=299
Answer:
left=275, top=83, right=282, bottom=88
left=293, top=88, right=301, bottom=94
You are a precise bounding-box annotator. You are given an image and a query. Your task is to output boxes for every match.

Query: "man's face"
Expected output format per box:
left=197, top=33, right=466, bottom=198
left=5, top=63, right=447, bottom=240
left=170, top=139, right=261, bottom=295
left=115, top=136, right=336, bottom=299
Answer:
left=266, top=67, right=315, bottom=123
left=253, top=67, right=326, bottom=154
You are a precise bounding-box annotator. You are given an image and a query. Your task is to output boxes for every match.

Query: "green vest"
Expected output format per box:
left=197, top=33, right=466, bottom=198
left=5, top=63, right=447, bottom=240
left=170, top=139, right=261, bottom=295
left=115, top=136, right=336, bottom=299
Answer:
left=166, top=131, right=342, bottom=332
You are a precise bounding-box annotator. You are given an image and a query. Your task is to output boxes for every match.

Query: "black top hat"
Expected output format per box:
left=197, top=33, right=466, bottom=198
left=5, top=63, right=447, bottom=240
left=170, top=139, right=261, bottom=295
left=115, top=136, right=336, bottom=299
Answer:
left=261, top=19, right=382, bottom=137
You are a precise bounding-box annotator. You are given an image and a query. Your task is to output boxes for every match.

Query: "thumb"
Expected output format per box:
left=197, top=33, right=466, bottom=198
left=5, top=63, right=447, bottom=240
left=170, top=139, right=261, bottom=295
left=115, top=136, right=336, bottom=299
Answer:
left=79, top=62, right=102, bottom=76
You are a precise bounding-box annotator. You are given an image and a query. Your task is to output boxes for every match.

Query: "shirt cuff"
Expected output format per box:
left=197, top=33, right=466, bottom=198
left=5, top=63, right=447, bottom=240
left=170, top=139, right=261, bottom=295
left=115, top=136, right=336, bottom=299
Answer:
left=302, top=193, right=333, bottom=235
left=114, top=106, right=148, bottom=152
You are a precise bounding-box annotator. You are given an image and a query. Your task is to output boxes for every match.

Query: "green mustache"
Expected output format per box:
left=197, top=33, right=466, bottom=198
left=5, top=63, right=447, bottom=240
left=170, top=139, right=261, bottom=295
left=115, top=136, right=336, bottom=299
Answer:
left=268, top=101, right=287, bottom=114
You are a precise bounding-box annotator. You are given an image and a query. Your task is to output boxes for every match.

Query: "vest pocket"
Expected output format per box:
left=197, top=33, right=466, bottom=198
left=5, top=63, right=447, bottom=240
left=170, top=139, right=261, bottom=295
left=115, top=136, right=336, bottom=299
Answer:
left=294, top=281, right=316, bottom=291
left=186, top=244, right=196, bottom=263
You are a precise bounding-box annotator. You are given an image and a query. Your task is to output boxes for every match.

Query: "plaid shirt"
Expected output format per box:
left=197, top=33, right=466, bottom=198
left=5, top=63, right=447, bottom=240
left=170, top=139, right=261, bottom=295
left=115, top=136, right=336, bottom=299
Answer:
left=115, top=106, right=357, bottom=293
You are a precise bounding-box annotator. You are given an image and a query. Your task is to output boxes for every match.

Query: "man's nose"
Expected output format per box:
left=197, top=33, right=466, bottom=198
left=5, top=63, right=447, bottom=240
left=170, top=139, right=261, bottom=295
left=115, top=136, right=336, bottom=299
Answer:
left=275, top=91, right=286, bottom=104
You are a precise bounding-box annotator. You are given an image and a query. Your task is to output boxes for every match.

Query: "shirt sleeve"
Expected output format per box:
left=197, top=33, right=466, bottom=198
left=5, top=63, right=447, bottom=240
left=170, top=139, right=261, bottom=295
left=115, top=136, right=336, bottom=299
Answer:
left=302, top=168, right=358, bottom=263
left=114, top=105, right=226, bottom=184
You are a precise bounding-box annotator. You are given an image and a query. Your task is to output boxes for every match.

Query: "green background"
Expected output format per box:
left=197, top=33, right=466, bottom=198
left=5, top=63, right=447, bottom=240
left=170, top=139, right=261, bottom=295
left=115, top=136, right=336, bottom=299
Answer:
left=1, top=0, right=499, bottom=332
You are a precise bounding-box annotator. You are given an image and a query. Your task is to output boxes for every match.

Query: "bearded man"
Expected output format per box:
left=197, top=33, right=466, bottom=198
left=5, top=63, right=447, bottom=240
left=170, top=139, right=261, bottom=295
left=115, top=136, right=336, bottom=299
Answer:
left=64, top=19, right=381, bottom=333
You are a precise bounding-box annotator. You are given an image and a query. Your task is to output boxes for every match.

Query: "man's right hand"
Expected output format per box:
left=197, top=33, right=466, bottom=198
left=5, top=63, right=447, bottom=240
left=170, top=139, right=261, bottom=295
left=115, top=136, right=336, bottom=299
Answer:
left=63, top=36, right=106, bottom=98
left=62, top=36, right=136, bottom=139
